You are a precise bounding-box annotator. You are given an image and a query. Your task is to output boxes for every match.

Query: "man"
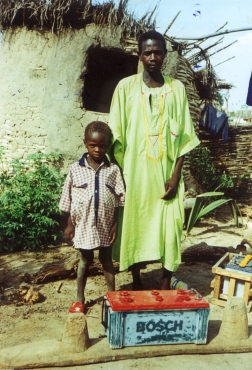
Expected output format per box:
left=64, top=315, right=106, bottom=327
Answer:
left=109, top=30, right=200, bottom=290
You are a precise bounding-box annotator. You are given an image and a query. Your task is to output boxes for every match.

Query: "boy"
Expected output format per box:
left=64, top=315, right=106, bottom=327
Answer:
left=59, top=121, right=125, bottom=313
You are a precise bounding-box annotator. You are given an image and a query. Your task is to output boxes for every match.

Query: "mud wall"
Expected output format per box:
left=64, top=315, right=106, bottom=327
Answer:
left=0, top=26, right=178, bottom=172
left=0, top=25, right=123, bottom=170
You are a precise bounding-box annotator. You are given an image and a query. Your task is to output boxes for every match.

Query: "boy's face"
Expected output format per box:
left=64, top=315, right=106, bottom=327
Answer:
left=139, top=39, right=166, bottom=73
left=84, top=131, right=109, bottom=163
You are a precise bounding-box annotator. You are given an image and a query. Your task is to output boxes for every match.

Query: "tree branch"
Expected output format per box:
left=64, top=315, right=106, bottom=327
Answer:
left=214, top=56, right=235, bottom=67
left=163, top=11, right=181, bottom=35
left=171, top=26, right=252, bottom=41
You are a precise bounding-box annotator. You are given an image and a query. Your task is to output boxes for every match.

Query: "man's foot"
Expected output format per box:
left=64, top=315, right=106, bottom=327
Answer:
left=69, top=301, right=85, bottom=313
left=132, top=281, right=144, bottom=291
left=161, top=268, right=173, bottom=290
left=130, top=263, right=143, bottom=290
left=160, top=277, right=171, bottom=290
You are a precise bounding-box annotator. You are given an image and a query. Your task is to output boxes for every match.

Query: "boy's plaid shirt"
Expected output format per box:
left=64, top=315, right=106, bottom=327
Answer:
left=59, top=153, right=125, bottom=249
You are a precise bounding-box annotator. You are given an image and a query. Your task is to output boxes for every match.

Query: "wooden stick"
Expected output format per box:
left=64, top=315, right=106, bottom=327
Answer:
left=227, top=277, right=236, bottom=297
left=215, top=22, right=228, bottom=33
left=188, top=38, right=224, bottom=62
left=214, top=56, right=235, bottom=67
left=243, top=282, right=251, bottom=305
left=184, top=37, right=223, bottom=56
left=171, top=26, right=252, bottom=41
left=213, top=275, right=222, bottom=299
left=207, top=40, right=238, bottom=58
left=163, top=11, right=181, bottom=35
left=191, top=40, right=237, bottom=64
left=56, top=282, right=63, bottom=293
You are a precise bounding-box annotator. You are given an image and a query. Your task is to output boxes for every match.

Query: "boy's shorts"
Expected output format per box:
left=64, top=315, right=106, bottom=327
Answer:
left=77, top=245, right=112, bottom=262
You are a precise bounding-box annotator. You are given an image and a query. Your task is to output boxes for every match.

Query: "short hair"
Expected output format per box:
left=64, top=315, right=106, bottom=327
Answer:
left=84, top=121, right=112, bottom=144
left=138, top=30, right=167, bottom=54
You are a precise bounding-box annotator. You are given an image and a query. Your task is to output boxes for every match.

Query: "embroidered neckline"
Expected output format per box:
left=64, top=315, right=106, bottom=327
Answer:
left=140, top=75, right=173, bottom=162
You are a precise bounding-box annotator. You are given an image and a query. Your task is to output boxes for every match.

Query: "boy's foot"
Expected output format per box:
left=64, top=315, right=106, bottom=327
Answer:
left=69, top=301, right=84, bottom=313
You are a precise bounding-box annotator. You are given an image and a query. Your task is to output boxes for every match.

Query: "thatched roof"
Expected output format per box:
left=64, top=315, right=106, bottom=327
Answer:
left=193, top=66, right=218, bottom=102
left=192, top=65, right=232, bottom=103
left=165, top=33, right=233, bottom=102
left=0, top=0, right=155, bottom=35
left=0, top=1, right=229, bottom=115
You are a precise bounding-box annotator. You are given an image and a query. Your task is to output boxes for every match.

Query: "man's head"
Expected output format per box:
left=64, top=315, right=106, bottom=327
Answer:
left=138, top=31, right=167, bottom=74
left=84, top=121, right=112, bottom=163
left=138, top=30, right=167, bottom=54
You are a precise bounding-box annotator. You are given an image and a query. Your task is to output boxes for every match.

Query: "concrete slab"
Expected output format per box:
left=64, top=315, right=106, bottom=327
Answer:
left=0, top=327, right=252, bottom=369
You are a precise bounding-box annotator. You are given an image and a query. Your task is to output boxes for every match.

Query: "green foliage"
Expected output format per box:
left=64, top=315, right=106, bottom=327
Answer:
left=186, top=192, right=239, bottom=236
left=0, top=150, right=64, bottom=252
left=189, top=145, right=234, bottom=191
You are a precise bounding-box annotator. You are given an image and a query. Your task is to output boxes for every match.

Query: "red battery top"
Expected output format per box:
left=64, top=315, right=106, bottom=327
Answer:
left=106, top=289, right=209, bottom=311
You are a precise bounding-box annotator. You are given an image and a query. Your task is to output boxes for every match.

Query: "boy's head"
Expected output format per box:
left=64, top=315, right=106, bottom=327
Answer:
left=84, top=121, right=112, bottom=144
left=84, top=121, right=112, bottom=163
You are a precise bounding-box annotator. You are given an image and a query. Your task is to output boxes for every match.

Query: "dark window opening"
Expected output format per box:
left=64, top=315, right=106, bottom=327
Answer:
left=82, top=47, right=138, bottom=113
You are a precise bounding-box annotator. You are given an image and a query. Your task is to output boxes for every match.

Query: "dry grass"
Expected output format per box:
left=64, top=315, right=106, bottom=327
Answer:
left=164, top=35, right=223, bottom=103
left=0, top=0, right=156, bottom=34
left=0, top=1, right=222, bottom=129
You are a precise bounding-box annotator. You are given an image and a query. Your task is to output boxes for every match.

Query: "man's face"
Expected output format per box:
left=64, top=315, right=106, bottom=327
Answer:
left=139, top=39, right=166, bottom=73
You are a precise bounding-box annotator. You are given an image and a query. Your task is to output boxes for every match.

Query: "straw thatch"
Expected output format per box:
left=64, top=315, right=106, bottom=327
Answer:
left=176, top=55, right=201, bottom=131
left=1, top=1, right=242, bottom=201
left=165, top=33, right=233, bottom=105
left=0, top=0, right=155, bottom=35
left=0, top=2, right=230, bottom=130
left=0, top=0, right=222, bottom=107
left=198, top=124, right=252, bottom=205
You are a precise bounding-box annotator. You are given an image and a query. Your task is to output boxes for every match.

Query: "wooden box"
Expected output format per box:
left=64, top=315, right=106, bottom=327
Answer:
left=210, top=252, right=252, bottom=310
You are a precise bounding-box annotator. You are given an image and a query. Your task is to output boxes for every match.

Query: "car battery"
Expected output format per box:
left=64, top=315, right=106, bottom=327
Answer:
left=223, top=254, right=252, bottom=297
left=102, top=289, right=210, bottom=349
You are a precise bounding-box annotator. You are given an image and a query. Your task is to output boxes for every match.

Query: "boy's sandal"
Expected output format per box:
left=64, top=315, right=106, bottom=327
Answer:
left=69, top=301, right=85, bottom=313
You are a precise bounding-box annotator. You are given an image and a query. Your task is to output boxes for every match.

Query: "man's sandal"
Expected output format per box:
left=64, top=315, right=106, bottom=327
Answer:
left=69, top=301, right=84, bottom=313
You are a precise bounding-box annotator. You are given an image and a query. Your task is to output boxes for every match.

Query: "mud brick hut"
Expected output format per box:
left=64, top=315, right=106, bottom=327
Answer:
left=0, top=1, right=202, bottom=167
left=0, top=0, right=251, bottom=204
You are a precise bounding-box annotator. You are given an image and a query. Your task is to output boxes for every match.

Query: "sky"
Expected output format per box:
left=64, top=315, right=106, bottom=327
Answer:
left=115, top=0, right=252, bottom=112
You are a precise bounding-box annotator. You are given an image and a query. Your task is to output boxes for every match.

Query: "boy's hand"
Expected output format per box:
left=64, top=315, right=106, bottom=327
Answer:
left=64, top=225, right=75, bottom=241
left=162, top=176, right=179, bottom=200
left=109, top=223, right=118, bottom=245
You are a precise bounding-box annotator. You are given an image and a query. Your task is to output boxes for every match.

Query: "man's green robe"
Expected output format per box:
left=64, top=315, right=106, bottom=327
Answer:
left=109, top=73, right=200, bottom=271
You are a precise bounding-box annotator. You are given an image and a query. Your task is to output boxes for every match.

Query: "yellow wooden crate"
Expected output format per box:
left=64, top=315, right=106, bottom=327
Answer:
left=210, top=252, right=252, bottom=310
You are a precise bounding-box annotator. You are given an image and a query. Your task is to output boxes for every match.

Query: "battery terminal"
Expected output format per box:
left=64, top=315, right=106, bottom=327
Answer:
left=120, top=291, right=129, bottom=296
left=239, top=255, right=252, bottom=267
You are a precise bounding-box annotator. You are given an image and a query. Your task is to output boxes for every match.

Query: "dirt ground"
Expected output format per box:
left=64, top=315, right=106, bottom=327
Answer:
left=1, top=206, right=252, bottom=369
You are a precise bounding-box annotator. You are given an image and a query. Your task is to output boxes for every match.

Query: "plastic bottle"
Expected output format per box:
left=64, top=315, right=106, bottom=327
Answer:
left=170, top=277, right=188, bottom=290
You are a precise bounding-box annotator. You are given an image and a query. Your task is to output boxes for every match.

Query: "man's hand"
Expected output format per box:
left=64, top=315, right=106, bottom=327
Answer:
left=162, top=156, right=184, bottom=201
left=162, top=176, right=179, bottom=201
left=109, top=222, right=118, bottom=245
